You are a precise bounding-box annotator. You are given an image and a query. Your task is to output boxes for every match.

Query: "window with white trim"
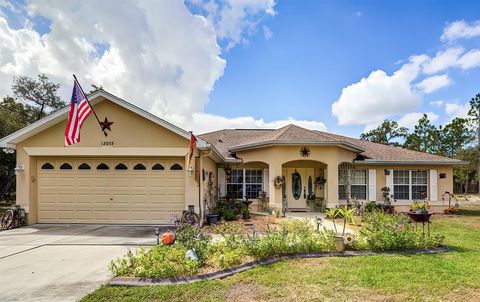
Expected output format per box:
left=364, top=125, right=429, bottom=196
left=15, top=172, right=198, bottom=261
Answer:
left=351, top=170, right=367, bottom=200
left=393, top=170, right=428, bottom=200
left=226, top=169, right=263, bottom=199
left=338, top=169, right=367, bottom=200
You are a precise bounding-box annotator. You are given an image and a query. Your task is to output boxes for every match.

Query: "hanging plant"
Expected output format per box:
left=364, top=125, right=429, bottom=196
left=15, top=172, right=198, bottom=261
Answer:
left=273, top=176, right=285, bottom=189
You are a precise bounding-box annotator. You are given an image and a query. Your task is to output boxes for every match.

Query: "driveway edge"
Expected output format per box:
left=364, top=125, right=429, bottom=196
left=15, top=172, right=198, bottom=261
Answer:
left=108, top=246, right=450, bottom=286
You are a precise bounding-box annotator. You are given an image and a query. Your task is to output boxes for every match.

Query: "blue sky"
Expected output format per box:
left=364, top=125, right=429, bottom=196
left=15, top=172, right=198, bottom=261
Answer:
left=207, top=0, right=480, bottom=136
left=0, top=0, right=479, bottom=136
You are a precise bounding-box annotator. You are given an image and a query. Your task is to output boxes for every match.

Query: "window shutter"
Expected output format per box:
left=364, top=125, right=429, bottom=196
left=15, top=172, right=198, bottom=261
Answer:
left=430, top=170, right=437, bottom=201
left=368, top=169, right=376, bottom=201
left=218, top=168, right=226, bottom=196
left=386, top=169, right=394, bottom=197
left=263, top=169, right=269, bottom=196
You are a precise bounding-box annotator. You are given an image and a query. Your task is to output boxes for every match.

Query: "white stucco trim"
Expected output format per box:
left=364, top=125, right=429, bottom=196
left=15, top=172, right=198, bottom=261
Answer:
left=0, top=89, right=207, bottom=149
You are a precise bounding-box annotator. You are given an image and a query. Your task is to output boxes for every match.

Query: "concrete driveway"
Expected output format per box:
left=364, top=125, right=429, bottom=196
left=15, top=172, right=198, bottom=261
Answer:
left=0, top=224, right=163, bottom=302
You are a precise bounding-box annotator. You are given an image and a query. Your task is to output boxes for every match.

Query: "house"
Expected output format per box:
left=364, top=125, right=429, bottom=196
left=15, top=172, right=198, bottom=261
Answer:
left=0, top=90, right=463, bottom=225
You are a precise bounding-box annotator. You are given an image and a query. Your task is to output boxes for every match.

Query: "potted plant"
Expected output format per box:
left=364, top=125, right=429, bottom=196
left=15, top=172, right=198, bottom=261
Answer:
left=206, top=212, right=219, bottom=225
left=326, top=208, right=344, bottom=252
left=410, top=201, right=430, bottom=214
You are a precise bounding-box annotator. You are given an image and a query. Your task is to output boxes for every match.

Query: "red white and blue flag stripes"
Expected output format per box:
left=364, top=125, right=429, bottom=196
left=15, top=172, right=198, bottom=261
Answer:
left=64, top=79, right=92, bottom=146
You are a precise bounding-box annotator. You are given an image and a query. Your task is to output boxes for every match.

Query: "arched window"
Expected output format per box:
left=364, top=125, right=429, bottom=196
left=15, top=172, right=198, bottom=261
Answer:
left=41, top=163, right=54, bottom=170
left=60, top=163, right=73, bottom=170
left=96, top=163, right=109, bottom=170
left=170, top=163, right=183, bottom=171
left=133, top=163, right=146, bottom=170
left=115, top=163, right=128, bottom=170
left=152, top=163, right=165, bottom=170
left=78, top=163, right=91, bottom=170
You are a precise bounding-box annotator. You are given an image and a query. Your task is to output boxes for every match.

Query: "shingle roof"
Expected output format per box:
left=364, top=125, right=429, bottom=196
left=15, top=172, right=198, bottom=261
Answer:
left=199, top=124, right=463, bottom=164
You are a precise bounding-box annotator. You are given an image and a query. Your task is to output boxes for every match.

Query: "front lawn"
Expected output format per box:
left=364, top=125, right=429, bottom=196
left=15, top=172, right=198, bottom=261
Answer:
left=81, top=200, right=480, bottom=302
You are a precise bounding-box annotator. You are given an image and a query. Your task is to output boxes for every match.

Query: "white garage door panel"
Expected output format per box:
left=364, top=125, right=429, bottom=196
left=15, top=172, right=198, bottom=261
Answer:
left=37, top=158, right=185, bottom=224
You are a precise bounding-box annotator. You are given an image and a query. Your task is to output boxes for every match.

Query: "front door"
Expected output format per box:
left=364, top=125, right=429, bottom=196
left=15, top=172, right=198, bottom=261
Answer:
left=285, top=168, right=314, bottom=210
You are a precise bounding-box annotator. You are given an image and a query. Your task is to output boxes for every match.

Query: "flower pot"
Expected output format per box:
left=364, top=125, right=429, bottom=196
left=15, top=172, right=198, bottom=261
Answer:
left=206, top=214, right=219, bottom=225
left=335, top=235, right=345, bottom=252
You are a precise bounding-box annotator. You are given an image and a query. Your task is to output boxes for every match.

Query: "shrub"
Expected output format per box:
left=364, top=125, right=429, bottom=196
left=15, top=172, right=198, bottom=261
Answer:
left=175, top=223, right=211, bottom=261
left=214, top=199, right=246, bottom=221
left=359, top=211, right=444, bottom=250
left=109, top=245, right=200, bottom=278
left=443, top=206, right=459, bottom=215
left=244, top=220, right=335, bottom=259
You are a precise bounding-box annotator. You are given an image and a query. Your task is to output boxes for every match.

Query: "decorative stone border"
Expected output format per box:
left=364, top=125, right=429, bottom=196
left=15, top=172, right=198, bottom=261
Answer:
left=108, top=246, right=450, bottom=287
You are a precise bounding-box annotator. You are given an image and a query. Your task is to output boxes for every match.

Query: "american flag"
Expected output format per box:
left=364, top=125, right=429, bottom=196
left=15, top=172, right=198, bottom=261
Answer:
left=64, top=80, right=92, bottom=146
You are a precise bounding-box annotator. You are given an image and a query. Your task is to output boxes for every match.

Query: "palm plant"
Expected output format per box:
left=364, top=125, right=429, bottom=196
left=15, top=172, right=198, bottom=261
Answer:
left=325, top=208, right=339, bottom=234
left=337, top=206, right=355, bottom=235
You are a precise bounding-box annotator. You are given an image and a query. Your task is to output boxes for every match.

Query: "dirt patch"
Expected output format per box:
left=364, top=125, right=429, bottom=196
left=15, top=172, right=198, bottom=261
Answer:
left=225, top=282, right=266, bottom=302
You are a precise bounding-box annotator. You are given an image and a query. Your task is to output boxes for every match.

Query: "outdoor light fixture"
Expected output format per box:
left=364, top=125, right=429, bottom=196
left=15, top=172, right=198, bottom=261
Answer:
left=153, top=227, right=161, bottom=245
left=14, top=165, right=25, bottom=176
left=224, top=166, right=232, bottom=176
left=188, top=165, right=194, bottom=176
left=315, top=216, right=323, bottom=232
left=384, top=169, right=390, bottom=175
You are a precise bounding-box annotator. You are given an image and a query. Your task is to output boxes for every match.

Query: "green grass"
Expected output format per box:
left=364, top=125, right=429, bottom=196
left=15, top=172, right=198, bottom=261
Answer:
left=81, top=204, right=480, bottom=302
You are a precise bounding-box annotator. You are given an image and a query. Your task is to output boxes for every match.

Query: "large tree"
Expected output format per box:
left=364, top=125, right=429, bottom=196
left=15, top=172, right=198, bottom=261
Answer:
left=468, top=93, right=480, bottom=193
left=360, top=119, right=408, bottom=146
left=439, top=117, right=474, bottom=158
left=403, top=114, right=441, bottom=153
left=454, top=147, right=479, bottom=194
left=12, top=74, right=65, bottom=121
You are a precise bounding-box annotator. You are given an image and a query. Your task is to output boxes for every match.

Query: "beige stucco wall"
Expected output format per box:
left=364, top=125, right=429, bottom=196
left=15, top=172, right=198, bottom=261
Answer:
left=228, top=145, right=455, bottom=211
left=14, top=97, right=203, bottom=224
left=235, top=145, right=357, bottom=209
left=355, top=164, right=454, bottom=206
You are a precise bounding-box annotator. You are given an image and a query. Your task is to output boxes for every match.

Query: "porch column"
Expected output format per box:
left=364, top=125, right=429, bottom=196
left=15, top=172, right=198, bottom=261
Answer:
left=268, top=162, right=282, bottom=210
left=326, top=164, right=338, bottom=208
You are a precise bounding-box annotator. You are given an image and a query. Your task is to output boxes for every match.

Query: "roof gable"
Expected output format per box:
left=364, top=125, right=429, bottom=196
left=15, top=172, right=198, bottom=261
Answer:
left=0, top=89, right=206, bottom=149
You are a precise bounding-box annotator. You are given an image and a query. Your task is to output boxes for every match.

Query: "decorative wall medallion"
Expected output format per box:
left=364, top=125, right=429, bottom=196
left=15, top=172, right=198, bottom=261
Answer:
left=100, top=117, right=114, bottom=137
left=300, top=146, right=310, bottom=158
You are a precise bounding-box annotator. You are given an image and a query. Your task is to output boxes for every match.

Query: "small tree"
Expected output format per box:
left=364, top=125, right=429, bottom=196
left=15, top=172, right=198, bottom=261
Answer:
left=468, top=93, right=480, bottom=194
left=403, top=114, right=441, bottom=154
left=360, top=119, right=408, bottom=146
left=12, top=74, right=65, bottom=121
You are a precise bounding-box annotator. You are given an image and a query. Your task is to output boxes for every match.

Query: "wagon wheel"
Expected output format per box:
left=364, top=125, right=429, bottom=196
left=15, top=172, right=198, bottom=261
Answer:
left=181, top=211, right=199, bottom=225
left=1, top=210, right=14, bottom=230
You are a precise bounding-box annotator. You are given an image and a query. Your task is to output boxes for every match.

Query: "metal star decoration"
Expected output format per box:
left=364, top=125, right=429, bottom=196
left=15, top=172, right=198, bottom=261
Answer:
left=300, top=146, right=310, bottom=158
left=99, top=117, right=113, bottom=136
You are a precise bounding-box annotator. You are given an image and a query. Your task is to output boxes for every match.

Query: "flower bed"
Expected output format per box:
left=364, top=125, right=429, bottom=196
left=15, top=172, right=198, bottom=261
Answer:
left=109, top=211, right=444, bottom=279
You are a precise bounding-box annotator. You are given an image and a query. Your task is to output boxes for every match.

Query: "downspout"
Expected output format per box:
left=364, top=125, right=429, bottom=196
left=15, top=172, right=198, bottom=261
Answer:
left=199, top=149, right=213, bottom=225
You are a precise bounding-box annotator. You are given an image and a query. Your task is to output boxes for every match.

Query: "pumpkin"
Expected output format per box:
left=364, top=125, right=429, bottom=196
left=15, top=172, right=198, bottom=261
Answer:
left=161, top=230, right=176, bottom=245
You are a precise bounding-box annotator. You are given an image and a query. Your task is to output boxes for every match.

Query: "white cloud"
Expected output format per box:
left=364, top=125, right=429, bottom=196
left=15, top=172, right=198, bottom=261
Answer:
left=0, top=1, right=328, bottom=134
left=188, top=113, right=327, bottom=134
left=445, top=102, right=470, bottom=119
left=189, top=0, right=277, bottom=50
left=457, top=49, right=480, bottom=70
left=331, top=55, right=427, bottom=125
left=397, top=112, right=439, bottom=130
left=441, top=20, right=480, bottom=42
left=263, top=25, right=272, bottom=40
left=415, top=74, right=452, bottom=93
left=430, top=100, right=444, bottom=108
left=422, top=48, right=464, bottom=74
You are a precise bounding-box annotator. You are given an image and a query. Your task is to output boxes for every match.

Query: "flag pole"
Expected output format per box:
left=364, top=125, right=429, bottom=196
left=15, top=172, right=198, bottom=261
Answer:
left=72, top=74, right=105, bottom=135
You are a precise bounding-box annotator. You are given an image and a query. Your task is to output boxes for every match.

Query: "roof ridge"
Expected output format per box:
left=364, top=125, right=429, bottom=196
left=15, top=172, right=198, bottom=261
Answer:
left=273, top=124, right=295, bottom=140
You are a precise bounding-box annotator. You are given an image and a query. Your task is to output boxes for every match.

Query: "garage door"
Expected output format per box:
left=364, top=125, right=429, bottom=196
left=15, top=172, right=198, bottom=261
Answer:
left=37, top=158, right=185, bottom=224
